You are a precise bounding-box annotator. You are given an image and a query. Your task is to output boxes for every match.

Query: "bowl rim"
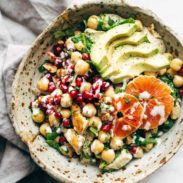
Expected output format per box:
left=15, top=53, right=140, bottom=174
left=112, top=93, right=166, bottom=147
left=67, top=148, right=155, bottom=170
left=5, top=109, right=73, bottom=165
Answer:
left=10, top=0, right=183, bottom=182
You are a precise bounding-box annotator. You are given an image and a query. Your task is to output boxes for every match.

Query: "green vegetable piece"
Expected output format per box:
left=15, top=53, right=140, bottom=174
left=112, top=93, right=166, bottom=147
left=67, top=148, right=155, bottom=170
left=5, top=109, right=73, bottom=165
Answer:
left=46, top=140, right=60, bottom=151
left=99, top=161, right=107, bottom=169
left=46, top=132, right=58, bottom=140
left=89, top=127, right=98, bottom=136
left=159, top=118, right=175, bottom=132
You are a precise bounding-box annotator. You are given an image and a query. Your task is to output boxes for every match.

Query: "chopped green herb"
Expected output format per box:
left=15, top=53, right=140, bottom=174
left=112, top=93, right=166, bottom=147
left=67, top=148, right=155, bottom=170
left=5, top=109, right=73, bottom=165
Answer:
left=158, top=74, right=180, bottom=101
left=99, top=161, right=107, bottom=169
left=89, top=127, right=98, bottom=136
left=38, top=60, right=49, bottom=73
left=46, top=132, right=58, bottom=140
left=46, top=140, right=60, bottom=151
left=51, top=28, right=74, bottom=40
left=159, top=118, right=175, bottom=132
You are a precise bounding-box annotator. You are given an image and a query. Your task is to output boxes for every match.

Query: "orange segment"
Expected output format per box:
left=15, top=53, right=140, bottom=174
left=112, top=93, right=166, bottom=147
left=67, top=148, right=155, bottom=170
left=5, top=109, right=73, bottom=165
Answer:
left=112, top=93, right=144, bottom=138
left=126, top=75, right=174, bottom=130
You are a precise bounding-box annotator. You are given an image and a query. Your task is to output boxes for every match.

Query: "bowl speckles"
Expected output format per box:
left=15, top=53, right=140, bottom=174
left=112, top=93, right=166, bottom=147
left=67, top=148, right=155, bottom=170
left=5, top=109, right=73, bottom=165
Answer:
left=10, top=0, right=183, bottom=182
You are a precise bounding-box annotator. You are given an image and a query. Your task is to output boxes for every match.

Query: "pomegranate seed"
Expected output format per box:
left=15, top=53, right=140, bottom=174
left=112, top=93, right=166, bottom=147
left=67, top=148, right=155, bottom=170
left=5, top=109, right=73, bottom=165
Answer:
left=62, top=75, right=71, bottom=84
left=101, top=124, right=112, bottom=132
left=95, top=93, right=103, bottom=99
left=45, top=73, right=52, bottom=81
left=59, top=136, right=66, bottom=144
left=46, top=97, right=54, bottom=105
left=53, top=46, right=62, bottom=56
left=177, top=68, right=183, bottom=76
left=76, top=77, right=83, bottom=87
left=92, top=83, right=99, bottom=91
left=48, top=82, right=56, bottom=92
left=46, top=107, right=54, bottom=115
left=62, top=119, right=70, bottom=128
left=82, top=53, right=90, bottom=60
left=55, top=112, right=62, bottom=119
left=82, top=91, right=93, bottom=100
left=76, top=94, right=83, bottom=102
left=179, top=89, right=183, bottom=96
left=130, top=146, right=137, bottom=154
left=54, top=95, right=61, bottom=105
left=101, top=81, right=110, bottom=91
left=47, top=51, right=56, bottom=61
left=55, top=58, right=62, bottom=68
left=93, top=75, right=101, bottom=82
left=40, top=102, right=47, bottom=111
left=69, top=90, right=78, bottom=99
left=60, top=83, right=68, bottom=92
left=29, top=101, right=33, bottom=108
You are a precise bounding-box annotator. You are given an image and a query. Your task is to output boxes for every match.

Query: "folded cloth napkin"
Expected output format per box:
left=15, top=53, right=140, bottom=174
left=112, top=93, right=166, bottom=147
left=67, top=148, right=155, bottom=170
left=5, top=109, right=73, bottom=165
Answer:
left=0, top=0, right=183, bottom=183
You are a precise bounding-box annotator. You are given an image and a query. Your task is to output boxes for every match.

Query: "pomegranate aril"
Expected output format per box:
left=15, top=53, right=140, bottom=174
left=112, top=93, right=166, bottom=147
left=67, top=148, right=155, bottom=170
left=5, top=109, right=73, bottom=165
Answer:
left=82, top=91, right=93, bottom=100
left=92, top=83, right=99, bottom=91
left=179, top=89, right=183, bottom=96
left=55, top=58, right=62, bottom=68
left=45, top=73, right=52, bottom=81
left=130, top=146, right=137, bottom=154
left=62, top=119, right=70, bottom=127
left=76, top=77, right=83, bottom=87
left=82, top=53, right=90, bottom=60
left=59, top=136, right=66, bottom=144
left=48, top=82, right=56, bottom=92
left=93, top=75, right=101, bottom=82
left=54, top=95, right=61, bottom=105
left=55, top=112, right=62, bottom=119
left=95, top=93, right=103, bottom=99
left=101, top=81, right=110, bottom=90
left=177, top=68, right=183, bottom=76
left=76, top=95, right=83, bottom=102
left=60, top=83, right=68, bottom=92
left=47, top=51, right=56, bottom=62
left=101, top=124, right=112, bottom=132
left=40, top=102, right=47, bottom=111
left=69, top=90, right=78, bottom=99
left=62, top=75, right=71, bottom=84
left=46, top=107, right=54, bottom=115
left=46, top=97, right=54, bottom=105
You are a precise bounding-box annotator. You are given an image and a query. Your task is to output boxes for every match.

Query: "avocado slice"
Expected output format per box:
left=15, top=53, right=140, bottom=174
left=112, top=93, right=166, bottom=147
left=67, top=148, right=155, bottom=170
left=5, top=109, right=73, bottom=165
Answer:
left=110, top=54, right=170, bottom=83
left=91, top=22, right=142, bottom=71
left=107, top=31, right=148, bottom=60
left=102, top=43, right=159, bottom=79
left=85, top=28, right=104, bottom=42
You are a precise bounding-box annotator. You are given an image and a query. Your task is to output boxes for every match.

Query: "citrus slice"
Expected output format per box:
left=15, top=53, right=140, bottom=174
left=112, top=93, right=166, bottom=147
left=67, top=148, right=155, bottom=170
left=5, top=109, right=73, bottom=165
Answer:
left=125, top=75, right=174, bottom=130
left=112, top=93, right=144, bottom=138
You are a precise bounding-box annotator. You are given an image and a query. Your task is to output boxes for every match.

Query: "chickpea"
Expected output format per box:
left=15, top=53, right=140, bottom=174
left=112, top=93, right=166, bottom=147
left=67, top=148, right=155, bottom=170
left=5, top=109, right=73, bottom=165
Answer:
left=134, top=147, right=144, bottom=158
left=51, top=89, right=62, bottom=97
left=171, top=102, right=181, bottom=119
left=82, top=103, right=96, bottom=117
left=135, top=20, right=143, bottom=31
left=170, top=58, right=183, bottom=71
left=60, top=109, right=71, bottom=118
left=80, top=82, right=92, bottom=93
left=48, top=113, right=59, bottom=126
left=74, top=30, right=81, bottom=35
left=61, top=93, right=72, bottom=108
left=167, top=68, right=176, bottom=77
left=65, top=38, right=75, bottom=50
left=32, top=108, right=45, bottom=123
left=110, top=136, right=123, bottom=150
left=101, top=149, right=115, bottom=164
left=144, top=71, right=157, bottom=77
left=143, top=144, right=153, bottom=152
left=98, top=131, right=110, bottom=143
left=74, top=41, right=85, bottom=51
left=40, top=123, right=51, bottom=136
left=159, top=68, right=167, bottom=75
left=37, top=77, right=49, bottom=92
left=87, top=15, right=99, bottom=30
left=71, top=51, right=82, bottom=63
left=88, top=116, right=102, bottom=130
left=75, top=60, right=90, bottom=75
left=173, top=75, right=183, bottom=87
left=104, top=86, right=115, bottom=97
left=91, top=139, right=104, bottom=155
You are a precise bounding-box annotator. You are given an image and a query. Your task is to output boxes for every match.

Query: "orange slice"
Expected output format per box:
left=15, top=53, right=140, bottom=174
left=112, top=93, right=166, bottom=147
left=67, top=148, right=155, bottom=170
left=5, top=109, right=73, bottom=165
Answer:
left=125, top=75, right=174, bottom=130
left=112, top=93, right=144, bottom=138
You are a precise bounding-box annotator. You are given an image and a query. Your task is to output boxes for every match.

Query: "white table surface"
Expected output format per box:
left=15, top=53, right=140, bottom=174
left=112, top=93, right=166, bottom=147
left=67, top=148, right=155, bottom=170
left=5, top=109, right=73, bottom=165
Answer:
left=126, top=1, right=183, bottom=182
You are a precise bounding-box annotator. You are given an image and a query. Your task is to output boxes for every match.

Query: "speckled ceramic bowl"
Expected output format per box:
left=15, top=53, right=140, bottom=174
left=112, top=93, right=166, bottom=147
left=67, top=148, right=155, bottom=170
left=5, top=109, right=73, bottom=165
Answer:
left=10, top=0, right=183, bottom=182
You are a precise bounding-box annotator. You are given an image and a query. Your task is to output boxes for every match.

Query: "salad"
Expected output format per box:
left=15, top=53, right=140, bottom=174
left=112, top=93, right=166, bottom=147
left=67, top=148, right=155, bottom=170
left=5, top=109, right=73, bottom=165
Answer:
left=30, top=14, right=183, bottom=172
